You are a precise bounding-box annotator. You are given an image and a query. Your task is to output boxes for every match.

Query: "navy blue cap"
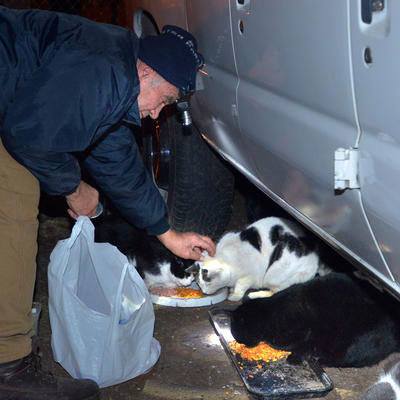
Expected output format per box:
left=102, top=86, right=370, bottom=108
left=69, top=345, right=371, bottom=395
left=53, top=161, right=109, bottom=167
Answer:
left=138, top=25, right=204, bottom=95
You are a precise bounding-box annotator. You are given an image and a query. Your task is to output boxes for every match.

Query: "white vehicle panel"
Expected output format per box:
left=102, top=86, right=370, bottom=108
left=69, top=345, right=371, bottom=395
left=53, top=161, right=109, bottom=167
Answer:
left=187, top=0, right=258, bottom=174
left=350, top=0, right=400, bottom=285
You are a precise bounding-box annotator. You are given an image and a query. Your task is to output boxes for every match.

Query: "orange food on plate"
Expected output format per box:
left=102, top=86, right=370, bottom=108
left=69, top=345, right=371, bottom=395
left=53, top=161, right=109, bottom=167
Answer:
left=229, top=340, right=291, bottom=363
left=151, top=287, right=204, bottom=298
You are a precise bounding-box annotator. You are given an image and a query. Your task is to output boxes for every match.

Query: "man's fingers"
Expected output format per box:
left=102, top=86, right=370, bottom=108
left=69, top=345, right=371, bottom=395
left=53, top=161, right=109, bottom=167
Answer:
left=190, top=247, right=203, bottom=261
left=195, top=235, right=216, bottom=256
left=67, top=209, right=78, bottom=219
left=68, top=209, right=95, bottom=219
left=158, top=230, right=216, bottom=261
left=192, top=246, right=202, bottom=256
left=200, top=235, right=214, bottom=246
left=88, top=204, right=98, bottom=218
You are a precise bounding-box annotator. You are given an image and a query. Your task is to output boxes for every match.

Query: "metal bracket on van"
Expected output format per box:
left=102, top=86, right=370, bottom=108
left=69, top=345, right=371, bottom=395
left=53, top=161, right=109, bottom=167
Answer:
left=334, top=148, right=360, bottom=190
left=362, top=0, right=385, bottom=24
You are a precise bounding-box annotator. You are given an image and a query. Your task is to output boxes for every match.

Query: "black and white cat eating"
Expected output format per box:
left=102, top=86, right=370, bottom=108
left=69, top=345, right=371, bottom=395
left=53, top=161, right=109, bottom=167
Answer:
left=94, top=216, right=195, bottom=288
left=193, top=217, right=329, bottom=301
left=94, top=215, right=328, bottom=297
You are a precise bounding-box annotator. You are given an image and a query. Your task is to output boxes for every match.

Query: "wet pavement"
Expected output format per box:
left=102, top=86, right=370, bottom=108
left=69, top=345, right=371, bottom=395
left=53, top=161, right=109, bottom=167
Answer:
left=34, top=193, right=397, bottom=400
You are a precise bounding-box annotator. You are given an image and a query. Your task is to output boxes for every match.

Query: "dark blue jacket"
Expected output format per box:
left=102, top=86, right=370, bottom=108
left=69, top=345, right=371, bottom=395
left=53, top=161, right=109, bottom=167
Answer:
left=0, top=6, right=169, bottom=235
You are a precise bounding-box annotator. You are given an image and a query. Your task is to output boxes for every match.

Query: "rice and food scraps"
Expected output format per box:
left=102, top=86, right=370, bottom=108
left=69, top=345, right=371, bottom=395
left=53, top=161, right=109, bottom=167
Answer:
left=229, top=340, right=291, bottom=366
left=229, top=341, right=291, bottom=378
left=151, top=287, right=204, bottom=299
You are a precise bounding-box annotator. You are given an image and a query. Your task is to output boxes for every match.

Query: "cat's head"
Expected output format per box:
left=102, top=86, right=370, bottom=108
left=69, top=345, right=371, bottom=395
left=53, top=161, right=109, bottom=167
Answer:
left=230, top=301, right=264, bottom=347
left=187, top=256, right=232, bottom=295
left=169, top=257, right=197, bottom=286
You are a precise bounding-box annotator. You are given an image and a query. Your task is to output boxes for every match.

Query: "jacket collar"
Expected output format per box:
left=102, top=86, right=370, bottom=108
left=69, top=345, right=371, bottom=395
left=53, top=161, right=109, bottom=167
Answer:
left=124, top=98, right=141, bottom=126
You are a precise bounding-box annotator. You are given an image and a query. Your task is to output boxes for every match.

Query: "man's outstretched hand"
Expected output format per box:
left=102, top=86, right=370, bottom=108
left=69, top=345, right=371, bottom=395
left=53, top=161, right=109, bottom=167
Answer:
left=157, top=229, right=216, bottom=260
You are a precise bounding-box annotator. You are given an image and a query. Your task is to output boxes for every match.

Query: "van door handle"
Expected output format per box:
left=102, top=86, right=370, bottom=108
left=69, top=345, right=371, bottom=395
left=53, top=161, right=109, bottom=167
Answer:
left=236, top=0, right=250, bottom=11
left=362, top=0, right=385, bottom=24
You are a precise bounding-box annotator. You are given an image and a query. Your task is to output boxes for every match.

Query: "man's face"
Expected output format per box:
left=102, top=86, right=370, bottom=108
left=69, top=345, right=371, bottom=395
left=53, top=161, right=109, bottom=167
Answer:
left=137, top=65, right=180, bottom=120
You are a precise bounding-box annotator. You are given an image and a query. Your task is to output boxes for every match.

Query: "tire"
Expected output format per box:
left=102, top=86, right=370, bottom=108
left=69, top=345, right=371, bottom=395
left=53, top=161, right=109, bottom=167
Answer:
left=142, top=109, right=235, bottom=239
left=134, top=11, right=234, bottom=238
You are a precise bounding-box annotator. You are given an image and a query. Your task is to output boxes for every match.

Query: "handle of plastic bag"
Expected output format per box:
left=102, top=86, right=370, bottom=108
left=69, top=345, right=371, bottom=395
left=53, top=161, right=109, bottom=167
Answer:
left=55, top=217, right=95, bottom=283
left=67, top=216, right=95, bottom=249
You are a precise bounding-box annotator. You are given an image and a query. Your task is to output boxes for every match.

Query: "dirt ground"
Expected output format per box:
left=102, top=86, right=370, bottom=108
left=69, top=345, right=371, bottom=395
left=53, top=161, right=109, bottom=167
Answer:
left=33, top=193, right=396, bottom=400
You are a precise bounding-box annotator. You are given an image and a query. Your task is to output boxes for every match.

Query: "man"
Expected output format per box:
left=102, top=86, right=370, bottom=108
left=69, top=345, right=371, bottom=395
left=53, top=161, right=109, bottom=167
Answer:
left=0, top=6, right=215, bottom=399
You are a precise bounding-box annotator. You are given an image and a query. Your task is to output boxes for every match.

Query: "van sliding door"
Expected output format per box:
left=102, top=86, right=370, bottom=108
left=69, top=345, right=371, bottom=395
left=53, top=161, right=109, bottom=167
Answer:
left=230, top=0, right=388, bottom=276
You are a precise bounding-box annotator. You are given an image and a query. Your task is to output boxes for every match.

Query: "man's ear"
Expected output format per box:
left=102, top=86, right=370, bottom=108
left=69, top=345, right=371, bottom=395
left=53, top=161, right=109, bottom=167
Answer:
left=137, top=61, right=154, bottom=80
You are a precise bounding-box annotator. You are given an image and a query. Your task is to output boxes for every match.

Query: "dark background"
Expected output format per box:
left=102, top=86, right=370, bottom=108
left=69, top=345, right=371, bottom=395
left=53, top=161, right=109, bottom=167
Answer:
left=1, top=0, right=126, bottom=25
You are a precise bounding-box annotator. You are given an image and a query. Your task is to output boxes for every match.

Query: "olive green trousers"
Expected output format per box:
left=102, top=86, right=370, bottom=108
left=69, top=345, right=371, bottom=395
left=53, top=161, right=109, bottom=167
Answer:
left=0, top=140, right=40, bottom=363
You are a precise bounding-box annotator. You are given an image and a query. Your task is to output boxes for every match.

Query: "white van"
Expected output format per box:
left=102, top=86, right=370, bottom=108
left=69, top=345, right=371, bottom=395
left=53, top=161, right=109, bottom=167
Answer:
left=131, top=0, right=400, bottom=298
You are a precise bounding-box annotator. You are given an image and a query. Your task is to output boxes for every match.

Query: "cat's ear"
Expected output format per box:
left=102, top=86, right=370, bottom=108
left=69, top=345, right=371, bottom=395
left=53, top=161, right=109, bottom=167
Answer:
left=185, top=263, right=200, bottom=275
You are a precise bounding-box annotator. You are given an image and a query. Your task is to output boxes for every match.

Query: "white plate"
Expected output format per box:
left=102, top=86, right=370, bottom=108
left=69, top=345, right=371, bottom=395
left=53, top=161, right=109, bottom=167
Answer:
left=150, top=282, right=228, bottom=307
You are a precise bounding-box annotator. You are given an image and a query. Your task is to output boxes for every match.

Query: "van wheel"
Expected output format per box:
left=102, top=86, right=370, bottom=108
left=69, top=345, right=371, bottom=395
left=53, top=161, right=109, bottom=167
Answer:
left=142, top=109, right=234, bottom=239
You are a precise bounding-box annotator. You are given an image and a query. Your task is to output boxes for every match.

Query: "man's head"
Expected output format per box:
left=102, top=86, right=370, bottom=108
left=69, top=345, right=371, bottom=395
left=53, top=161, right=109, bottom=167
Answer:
left=136, top=60, right=179, bottom=119
left=137, top=25, right=203, bottom=120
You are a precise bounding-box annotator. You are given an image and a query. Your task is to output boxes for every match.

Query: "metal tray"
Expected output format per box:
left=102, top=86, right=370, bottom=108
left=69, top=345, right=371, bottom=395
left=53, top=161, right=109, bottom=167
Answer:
left=209, top=307, right=333, bottom=399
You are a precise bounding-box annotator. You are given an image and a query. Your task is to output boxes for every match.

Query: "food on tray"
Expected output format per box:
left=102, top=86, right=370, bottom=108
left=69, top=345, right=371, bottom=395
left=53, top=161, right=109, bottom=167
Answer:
left=151, top=286, right=205, bottom=299
left=229, top=340, right=291, bottom=363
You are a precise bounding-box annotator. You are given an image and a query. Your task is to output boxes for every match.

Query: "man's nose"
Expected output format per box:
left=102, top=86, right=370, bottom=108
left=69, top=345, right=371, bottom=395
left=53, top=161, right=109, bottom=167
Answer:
left=149, top=105, right=163, bottom=120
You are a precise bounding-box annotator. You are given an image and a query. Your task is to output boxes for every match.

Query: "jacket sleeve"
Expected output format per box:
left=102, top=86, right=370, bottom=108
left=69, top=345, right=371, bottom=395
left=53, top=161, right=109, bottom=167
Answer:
left=2, top=52, right=128, bottom=195
left=82, top=123, right=170, bottom=235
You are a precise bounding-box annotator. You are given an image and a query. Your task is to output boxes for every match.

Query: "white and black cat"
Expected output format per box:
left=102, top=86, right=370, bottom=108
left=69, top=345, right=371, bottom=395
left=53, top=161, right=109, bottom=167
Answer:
left=230, top=272, right=400, bottom=368
left=193, top=217, right=329, bottom=301
left=93, top=216, right=195, bottom=288
left=362, top=356, right=400, bottom=400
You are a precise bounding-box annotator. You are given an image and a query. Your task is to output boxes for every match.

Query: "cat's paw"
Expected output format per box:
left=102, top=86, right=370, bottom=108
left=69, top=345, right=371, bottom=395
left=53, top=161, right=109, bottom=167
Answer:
left=247, top=290, right=274, bottom=300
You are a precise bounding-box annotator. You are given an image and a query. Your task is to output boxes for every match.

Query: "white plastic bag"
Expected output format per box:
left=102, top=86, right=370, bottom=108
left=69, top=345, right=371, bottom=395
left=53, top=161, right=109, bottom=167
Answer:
left=48, top=217, right=160, bottom=388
